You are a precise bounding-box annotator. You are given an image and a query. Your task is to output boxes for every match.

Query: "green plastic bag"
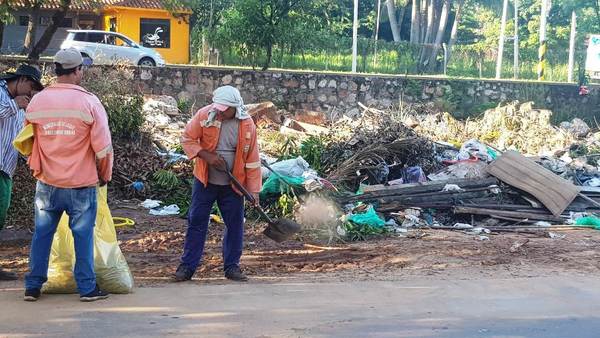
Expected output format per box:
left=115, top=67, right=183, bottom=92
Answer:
left=260, top=174, right=304, bottom=199
left=575, top=216, right=600, bottom=230
left=348, top=206, right=385, bottom=228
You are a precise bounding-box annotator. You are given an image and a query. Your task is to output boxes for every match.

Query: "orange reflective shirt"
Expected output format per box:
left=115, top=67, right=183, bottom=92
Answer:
left=25, top=83, right=113, bottom=188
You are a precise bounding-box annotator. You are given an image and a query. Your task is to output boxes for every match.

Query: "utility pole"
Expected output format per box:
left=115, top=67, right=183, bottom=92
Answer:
left=514, top=0, right=519, bottom=79
left=374, top=0, right=382, bottom=68
left=496, top=0, right=509, bottom=79
left=352, top=0, right=359, bottom=73
left=568, top=10, right=577, bottom=82
left=538, top=0, right=550, bottom=80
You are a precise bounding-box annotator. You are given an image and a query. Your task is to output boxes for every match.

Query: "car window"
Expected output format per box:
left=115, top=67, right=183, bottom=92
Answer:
left=72, top=32, right=86, bottom=42
left=114, top=36, right=133, bottom=47
left=87, top=32, right=105, bottom=43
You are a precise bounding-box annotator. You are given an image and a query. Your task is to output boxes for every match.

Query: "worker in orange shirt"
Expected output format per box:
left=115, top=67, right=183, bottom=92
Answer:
left=23, top=48, right=112, bottom=302
left=175, top=86, right=262, bottom=282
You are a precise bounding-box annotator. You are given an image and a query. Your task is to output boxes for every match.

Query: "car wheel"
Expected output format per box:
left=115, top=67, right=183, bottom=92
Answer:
left=138, top=58, right=156, bottom=67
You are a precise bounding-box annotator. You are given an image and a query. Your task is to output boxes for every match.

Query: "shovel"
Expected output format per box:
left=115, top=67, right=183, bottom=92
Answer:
left=223, top=168, right=302, bottom=243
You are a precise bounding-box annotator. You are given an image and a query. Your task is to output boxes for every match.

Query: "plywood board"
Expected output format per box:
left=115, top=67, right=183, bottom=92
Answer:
left=486, top=150, right=580, bottom=217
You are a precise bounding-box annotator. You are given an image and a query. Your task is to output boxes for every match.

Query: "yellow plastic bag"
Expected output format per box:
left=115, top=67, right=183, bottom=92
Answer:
left=12, top=124, right=34, bottom=156
left=43, top=186, right=134, bottom=294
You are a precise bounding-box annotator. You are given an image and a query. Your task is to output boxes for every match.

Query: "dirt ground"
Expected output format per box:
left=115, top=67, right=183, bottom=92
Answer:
left=2, top=201, right=600, bottom=286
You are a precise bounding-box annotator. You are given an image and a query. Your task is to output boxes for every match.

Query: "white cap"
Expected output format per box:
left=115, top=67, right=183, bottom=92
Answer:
left=54, top=48, right=84, bottom=69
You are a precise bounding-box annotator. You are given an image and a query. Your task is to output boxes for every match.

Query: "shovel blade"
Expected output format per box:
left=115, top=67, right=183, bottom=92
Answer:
left=263, top=219, right=302, bottom=243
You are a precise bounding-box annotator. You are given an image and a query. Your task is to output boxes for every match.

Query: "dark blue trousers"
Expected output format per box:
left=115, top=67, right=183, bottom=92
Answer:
left=180, top=179, right=245, bottom=272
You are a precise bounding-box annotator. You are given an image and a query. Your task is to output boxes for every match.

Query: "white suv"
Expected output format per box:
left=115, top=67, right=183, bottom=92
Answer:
left=61, top=30, right=166, bottom=67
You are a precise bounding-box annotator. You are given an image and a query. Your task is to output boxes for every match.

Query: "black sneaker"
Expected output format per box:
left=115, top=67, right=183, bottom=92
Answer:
left=225, top=266, right=248, bottom=282
left=24, top=288, right=41, bottom=302
left=80, top=286, right=109, bottom=302
left=0, top=267, right=18, bottom=281
left=174, top=264, right=194, bottom=282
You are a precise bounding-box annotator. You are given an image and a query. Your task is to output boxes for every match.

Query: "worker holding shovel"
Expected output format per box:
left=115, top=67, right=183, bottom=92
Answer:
left=175, top=85, right=262, bottom=282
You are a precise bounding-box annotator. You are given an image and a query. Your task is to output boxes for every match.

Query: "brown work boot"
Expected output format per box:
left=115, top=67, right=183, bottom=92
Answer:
left=0, top=267, right=17, bottom=281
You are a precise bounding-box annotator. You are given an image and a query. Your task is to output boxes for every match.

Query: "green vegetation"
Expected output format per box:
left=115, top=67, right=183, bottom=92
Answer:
left=103, top=95, right=144, bottom=139
left=186, top=0, right=599, bottom=82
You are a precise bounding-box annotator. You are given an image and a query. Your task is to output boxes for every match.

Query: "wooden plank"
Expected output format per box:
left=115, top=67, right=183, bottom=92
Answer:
left=338, top=178, right=499, bottom=205
left=454, top=206, right=563, bottom=222
left=361, top=177, right=497, bottom=194
left=486, top=150, right=580, bottom=217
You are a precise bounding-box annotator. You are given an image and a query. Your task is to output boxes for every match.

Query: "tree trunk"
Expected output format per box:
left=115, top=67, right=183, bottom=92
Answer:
left=386, top=0, right=401, bottom=42
left=419, top=0, right=427, bottom=43
left=201, top=33, right=209, bottom=65
left=28, top=0, right=71, bottom=61
left=419, top=0, right=435, bottom=64
left=202, top=0, right=214, bottom=65
left=262, top=42, right=273, bottom=71
left=397, top=5, right=406, bottom=37
left=0, top=21, right=4, bottom=51
left=496, top=0, right=509, bottom=79
left=446, top=0, right=464, bottom=64
left=594, top=0, right=600, bottom=31
left=424, top=0, right=435, bottom=43
left=426, top=0, right=450, bottom=72
left=22, top=2, right=41, bottom=54
left=410, top=0, right=420, bottom=43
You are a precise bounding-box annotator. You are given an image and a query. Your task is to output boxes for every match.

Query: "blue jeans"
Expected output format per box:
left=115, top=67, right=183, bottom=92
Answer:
left=180, top=179, right=245, bottom=272
left=25, top=181, right=97, bottom=295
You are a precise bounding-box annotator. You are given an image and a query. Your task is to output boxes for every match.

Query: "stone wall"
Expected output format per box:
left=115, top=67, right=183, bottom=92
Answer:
left=135, top=67, right=599, bottom=122
left=4, top=57, right=599, bottom=122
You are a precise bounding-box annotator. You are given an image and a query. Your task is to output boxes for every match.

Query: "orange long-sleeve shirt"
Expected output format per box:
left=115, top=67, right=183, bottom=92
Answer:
left=25, top=83, right=113, bottom=188
left=182, top=104, right=262, bottom=194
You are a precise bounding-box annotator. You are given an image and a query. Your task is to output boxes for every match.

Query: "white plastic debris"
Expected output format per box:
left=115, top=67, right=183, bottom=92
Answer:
left=140, top=199, right=162, bottom=209
left=478, top=235, right=490, bottom=241
left=157, top=150, right=187, bottom=164
left=385, top=219, right=399, bottom=227
left=149, top=204, right=180, bottom=216
left=458, top=139, right=494, bottom=162
left=336, top=225, right=347, bottom=237
left=468, top=227, right=491, bottom=235
left=534, top=221, right=552, bottom=227
left=442, top=184, right=464, bottom=192
left=548, top=232, right=566, bottom=239
left=453, top=223, right=473, bottom=229
left=402, top=214, right=421, bottom=227
left=488, top=185, right=501, bottom=194
left=584, top=178, right=600, bottom=187
left=264, top=156, right=311, bottom=178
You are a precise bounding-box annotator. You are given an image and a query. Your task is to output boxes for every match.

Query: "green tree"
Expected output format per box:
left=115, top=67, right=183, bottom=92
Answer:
left=27, top=0, right=72, bottom=61
left=0, top=0, right=13, bottom=48
left=216, top=0, right=318, bottom=70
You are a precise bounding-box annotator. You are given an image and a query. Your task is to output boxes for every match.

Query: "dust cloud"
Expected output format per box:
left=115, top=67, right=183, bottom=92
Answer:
left=295, top=194, right=341, bottom=229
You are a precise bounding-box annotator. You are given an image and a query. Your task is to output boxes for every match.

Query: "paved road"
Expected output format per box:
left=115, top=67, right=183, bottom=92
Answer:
left=1, top=276, right=599, bottom=338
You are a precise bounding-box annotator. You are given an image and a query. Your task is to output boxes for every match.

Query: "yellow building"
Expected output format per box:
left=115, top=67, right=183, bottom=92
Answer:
left=103, top=0, right=191, bottom=64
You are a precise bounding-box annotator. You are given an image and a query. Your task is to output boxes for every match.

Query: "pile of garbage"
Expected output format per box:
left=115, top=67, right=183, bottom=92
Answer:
left=408, top=101, right=576, bottom=156
left=321, top=111, right=442, bottom=191
left=142, top=95, right=188, bottom=151
left=251, top=100, right=600, bottom=242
